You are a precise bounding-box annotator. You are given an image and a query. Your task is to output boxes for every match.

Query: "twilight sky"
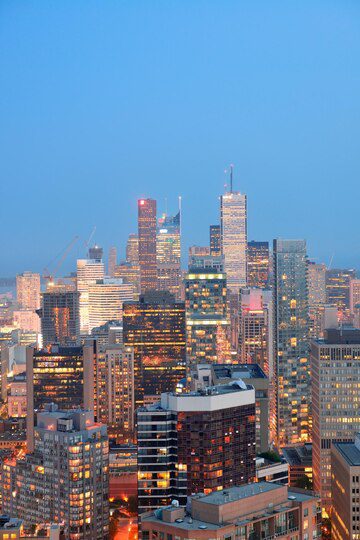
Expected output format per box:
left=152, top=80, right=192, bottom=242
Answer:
left=1, top=1, right=360, bottom=276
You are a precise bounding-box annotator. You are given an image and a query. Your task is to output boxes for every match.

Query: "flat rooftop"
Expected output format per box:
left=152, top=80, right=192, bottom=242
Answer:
left=193, top=482, right=281, bottom=505
left=213, top=363, right=267, bottom=380
left=333, top=442, right=360, bottom=466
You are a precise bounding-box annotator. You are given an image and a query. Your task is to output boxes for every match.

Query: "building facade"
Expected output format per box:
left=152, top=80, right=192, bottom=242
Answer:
left=87, top=278, right=134, bottom=332
left=138, top=198, right=158, bottom=293
left=247, top=241, right=270, bottom=288
left=77, top=259, right=105, bottom=335
left=157, top=211, right=181, bottom=299
left=16, top=272, right=41, bottom=310
left=209, top=225, right=221, bottom=256
left=39, top=286, right=80, bottom=346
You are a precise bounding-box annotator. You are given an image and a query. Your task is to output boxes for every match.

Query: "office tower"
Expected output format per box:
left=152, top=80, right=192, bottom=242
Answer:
left=157, top=210, right=181, bottom=299
left=126, top=233, right=139, bottom=265
left=239, top=288, right=273, bottom=376
left=326, top=268, right=356, bottom=321
left=138, top=198, right=158, bottom=293
left=188, top=252, right=224, bottom=272
left=96, top=344, right=135, bottom=436
left=7, top=373, right=27, bottom=418
left=273, top=239, right=310, bottom=447
left=209, top=224, right=221, bottom=256
left=39, top=286, right=79, bottom=346
left=87, top=278, right=134, bottom=332
left=2, top=406, right=109, bottom=540
left=307, top=261, right=327, bottom=338
left=185, top=268, right=228, bottom=367
left=311, top=328, right=360, bottom=513
left=16, top=271, right=41, bottom=310
left=88, top=244, right=103, bottom=260
left=26, top=344, right=94, bottom=451
left=123, top=291, right=186, bottom=407
left=13, top=309, right=40, bottom=333
left=140, top=483, right=321, bottom=540
left=108, top=246, right=117, bottom=277
left=114, top=262, right=140, bottom=297
left=191, top=362, right=270, bottom=454
left=247, top=241, right=270, bottom=288
left=331, top=434, right=360, bottom=540
left=76, top=258, right=105, bottom=334
left=220, top=190, right=247, bottom=291
left=137, top=383, right=256, bottom=513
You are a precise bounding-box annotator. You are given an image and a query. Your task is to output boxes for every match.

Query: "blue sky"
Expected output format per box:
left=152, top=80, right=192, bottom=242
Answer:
left=1, top=1, right=360, bottom=275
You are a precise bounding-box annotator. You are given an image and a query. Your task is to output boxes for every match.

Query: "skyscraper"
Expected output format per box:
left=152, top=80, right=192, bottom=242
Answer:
left=26, top=343, right=94, bottom=451
left=87, top=277, right=134, bottom=332
left=77, top=258, right=105, bottom=334
left=311, top=328, right=360, bottom=513
left=137, top=383, right=256, bottom=513
left=157, top=210, right=181, bottom=298
left=2, top=406, right=109, bottom=539
left=39, top=285, right=80, bottom=346
left=307, top=261, right=327, bottom=338
left=138, top=198, right=158, bottom=293
left=108, top=246, right=117, bottom=277
left=126, top=233, right=139, bottom=265
left=273, top=239, right=310, bottom=447
left=209, top=224, right=221, bottom=256
left=220, top=190, right=247, bottom=291
left=16, top=271, right=41, bottom=310
left=247, top=241, right=270, bottom=288
left=88, top=244, right=103, bottom=260
left=326, top=268, right=356, bottom=321
left=185, top=267, right=229, bottom=367
left=123, top=291, right=186, bottom=406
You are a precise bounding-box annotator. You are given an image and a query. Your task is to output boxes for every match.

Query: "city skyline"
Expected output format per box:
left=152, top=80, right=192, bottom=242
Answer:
left=1, top=2, right=360, bottom=274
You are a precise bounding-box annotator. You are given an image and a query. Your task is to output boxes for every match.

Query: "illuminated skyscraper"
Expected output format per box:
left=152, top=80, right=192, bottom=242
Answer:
left=138, top=198, right=158, bottom=293
left=247, top=241, right=269, bottom=288
left=126, top=233, right=139, bottom=265
left=311, top=328, right=360, bottom=513
left=220, top=190, right=247, bottom=291
left=123, top=291, right=186, bottom=407
left=157, top=210, right=181, bottom=298
left=326, top=268, right=355, bottom=321
left=77, top=258, right=105, bottom=334
left=87, top=277, right=134, bottom=332
left=350, top=278, right=360, bottom=327
left=39, top=285, right=80, bottom=346
left=108, top=246, right=117, bottom=277
left=273, top=239, right=310, bottom=447
left=307, top=261, right=327, bottom=338
left=16, top=271, right=41, bottom=310
left=114, top=262, right=140, bottom=297
left=185, top=268, right=228, bottom=367
left=209, top=224, right=221, bottom=256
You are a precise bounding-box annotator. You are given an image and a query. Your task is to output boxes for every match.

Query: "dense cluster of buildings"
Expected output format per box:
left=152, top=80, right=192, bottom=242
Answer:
left=0, top=186, right=359, bottom=539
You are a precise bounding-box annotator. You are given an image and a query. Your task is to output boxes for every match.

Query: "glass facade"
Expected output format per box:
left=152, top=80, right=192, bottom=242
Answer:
left=247, top=241, right=269, bottom=288
left=138, top=198, right=158, bottom=293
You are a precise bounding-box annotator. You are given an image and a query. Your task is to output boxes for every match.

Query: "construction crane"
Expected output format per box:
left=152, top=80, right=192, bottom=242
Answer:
left=84, top=226, right=96, bottom=257
left=43, top=235, right=79, bottom=285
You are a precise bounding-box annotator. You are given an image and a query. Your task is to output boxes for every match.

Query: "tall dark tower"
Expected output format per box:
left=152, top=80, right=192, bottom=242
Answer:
left=138, top=198, right=158, bottom=293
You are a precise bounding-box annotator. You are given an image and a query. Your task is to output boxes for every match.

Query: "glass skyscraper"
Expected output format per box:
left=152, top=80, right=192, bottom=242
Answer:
left=273, top=239, right=310, bottom=447
left=138, top=198, right=158, bottom=293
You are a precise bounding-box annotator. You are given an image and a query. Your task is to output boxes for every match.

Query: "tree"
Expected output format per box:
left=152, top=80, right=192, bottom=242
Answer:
left=294, top=474, right=313, bottom=490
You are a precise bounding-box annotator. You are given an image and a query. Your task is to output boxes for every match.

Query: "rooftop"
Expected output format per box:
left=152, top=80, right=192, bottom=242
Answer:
left=194, top=482, right=281, bottom=505
left=213, top=363, right=267, bottom=380
left=333, top=440, right=360, bottom=467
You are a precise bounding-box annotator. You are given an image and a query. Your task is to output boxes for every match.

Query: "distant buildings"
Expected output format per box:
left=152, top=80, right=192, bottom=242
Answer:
left=16, top=271, right=40, bottom=311
left=77, top=258, right=105, bottom=335
left=209, top=224, right=221, bottom=256
left=332, top=434, right=360, bottom=540
left=137, top=383, right=256, bottom=513
left=140, top=483, right=321, bottom=540
left=123, top=291, right=186, bottom=407
left=138, top=198, right=158, bottom=293
left=87, top=277, right=134, bottom=332
left=326, top=268, right=356, bottom=322
left=273, top=239, right=310, bottom=447
left=2, top=406, right=109, bottom=540
left=311, top=328, right=360, bottom=513
left=185, top=267, right=228, bottom=367
left=108, top=246, right=117, bottom=277
left=247, top=241, right=270, bottom=288
left=88, top=244, right=103, bottom=260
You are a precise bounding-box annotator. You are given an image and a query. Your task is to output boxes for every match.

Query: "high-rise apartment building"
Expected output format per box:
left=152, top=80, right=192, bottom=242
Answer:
left=307, top=261, right=327, bottom=339
left=220, top=190, right=247, bottom=291
left=108, top=246, right=117, bottom=277
left=138, top=198, right=158, bottom=293
left=2, top=406, right=109, bottom=540
left=157, top=211, right=181, bottom=298
left=39, top=286, right=80, bottom=346
left=247, top=241, right=270, bottom=288
left=311, top=328, right=360, bottom=513
left=273, top=239, right=310, bottom=447
left=26, top=344, right=94, bottom=451
left=87, top=278, right=134, bottom=332
left=209, top=224, right=221, bottom=256
left=95, top=344, right=135, bottom=435
left=185, top=268, right=228, bottom=367
left=137, top=383, right=256, bottom=513
left=123, top=291, right=186, bottom=406
left=326, top=268, right=356, bottom=321
left=332, top=434, right=360, bottom=540
left=77, top=258, right=105, bottom=335
left=16, top=271, right=41, bottom=310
